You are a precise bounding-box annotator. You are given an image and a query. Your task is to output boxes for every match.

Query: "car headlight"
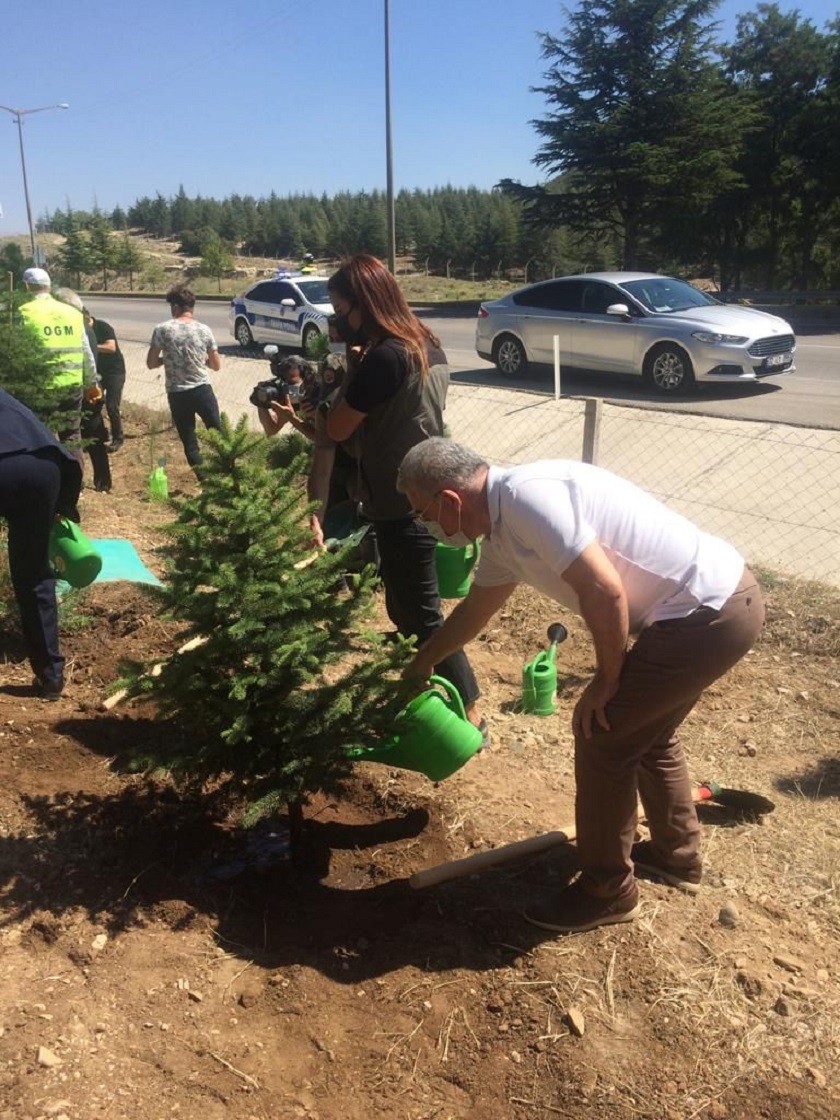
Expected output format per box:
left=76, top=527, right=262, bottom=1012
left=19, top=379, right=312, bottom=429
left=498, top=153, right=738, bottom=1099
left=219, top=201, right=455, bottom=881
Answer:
left=691, top=331, right=749, bottom=345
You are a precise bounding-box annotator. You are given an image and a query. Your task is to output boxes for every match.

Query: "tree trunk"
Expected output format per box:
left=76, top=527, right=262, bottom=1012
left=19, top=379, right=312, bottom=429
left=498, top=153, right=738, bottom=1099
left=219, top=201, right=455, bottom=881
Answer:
left=287, top=796, right=305, bottom=861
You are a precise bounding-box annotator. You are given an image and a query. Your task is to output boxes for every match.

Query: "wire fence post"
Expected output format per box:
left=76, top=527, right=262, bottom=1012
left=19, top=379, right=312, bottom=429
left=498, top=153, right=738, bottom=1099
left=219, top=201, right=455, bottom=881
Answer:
left=581, top=398, right=602, bottom=465
left=553, top=335, right=562, bottom=400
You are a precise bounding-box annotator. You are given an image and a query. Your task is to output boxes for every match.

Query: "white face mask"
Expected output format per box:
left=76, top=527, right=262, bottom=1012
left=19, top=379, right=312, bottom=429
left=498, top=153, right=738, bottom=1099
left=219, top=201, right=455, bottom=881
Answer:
left=421, top=520, right=472, bottom=548
left=419, top=495, right=472, bottom=548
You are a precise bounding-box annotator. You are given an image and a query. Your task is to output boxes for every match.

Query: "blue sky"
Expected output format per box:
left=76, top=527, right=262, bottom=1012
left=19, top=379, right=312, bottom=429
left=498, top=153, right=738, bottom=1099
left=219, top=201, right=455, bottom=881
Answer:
left=0, top=0, right=833, bottom=236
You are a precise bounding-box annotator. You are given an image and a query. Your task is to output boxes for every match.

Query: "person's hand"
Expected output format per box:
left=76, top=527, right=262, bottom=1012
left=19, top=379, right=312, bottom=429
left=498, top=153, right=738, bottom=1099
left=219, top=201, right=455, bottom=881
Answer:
left=258, top=402, right=292, bottom=436
left=346, top=347, right=364, bottom=378
left=403, top=652, right=434, bottom=691
left=309, top=513, right=325, bottom=550
left=572, top=672, right=619, bottom=740
left=272, top=399, right=297, bottom=424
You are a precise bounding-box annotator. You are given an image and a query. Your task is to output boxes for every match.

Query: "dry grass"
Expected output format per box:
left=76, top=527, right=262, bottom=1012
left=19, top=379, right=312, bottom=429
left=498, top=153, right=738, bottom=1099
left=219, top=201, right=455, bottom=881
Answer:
left=756, top=564, right=840, bottom=659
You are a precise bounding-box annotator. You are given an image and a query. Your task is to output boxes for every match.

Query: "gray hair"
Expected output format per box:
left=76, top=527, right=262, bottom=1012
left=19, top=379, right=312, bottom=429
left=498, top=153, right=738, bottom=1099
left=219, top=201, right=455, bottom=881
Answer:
left=397, top=438, right=488, bottom=495
left=53, top=286, right=85, bottom=313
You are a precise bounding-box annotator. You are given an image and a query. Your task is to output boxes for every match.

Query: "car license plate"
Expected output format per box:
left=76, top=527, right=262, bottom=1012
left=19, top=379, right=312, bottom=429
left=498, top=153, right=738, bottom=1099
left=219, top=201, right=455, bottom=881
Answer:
left=764, top=352, right=790, bottom=368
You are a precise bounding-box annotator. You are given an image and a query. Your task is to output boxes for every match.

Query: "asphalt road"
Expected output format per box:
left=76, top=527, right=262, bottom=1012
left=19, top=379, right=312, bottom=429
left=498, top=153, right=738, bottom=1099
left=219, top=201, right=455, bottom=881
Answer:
left=84, top=295, right=840, bottom=429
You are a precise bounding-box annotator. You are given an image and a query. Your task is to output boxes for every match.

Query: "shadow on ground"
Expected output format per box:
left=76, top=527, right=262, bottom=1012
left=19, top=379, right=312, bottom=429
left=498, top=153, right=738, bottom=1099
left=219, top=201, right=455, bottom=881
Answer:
left=450, top=365, right=786, bottom=408
left=774, top=756, right=840, bottom=800
left=0, top=714, right=580, bottom=982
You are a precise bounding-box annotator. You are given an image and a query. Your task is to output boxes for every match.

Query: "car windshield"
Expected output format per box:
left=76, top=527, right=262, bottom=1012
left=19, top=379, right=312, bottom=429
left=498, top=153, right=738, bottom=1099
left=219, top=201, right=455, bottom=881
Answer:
left=296, top=280, right=331, bottom=305
left=619, top=278, right=721, bottom=314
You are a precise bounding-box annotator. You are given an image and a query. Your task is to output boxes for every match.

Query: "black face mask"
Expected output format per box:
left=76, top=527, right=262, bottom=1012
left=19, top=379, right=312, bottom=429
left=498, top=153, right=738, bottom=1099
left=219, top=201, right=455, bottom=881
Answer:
left=333, top=313, right=366, bottom=347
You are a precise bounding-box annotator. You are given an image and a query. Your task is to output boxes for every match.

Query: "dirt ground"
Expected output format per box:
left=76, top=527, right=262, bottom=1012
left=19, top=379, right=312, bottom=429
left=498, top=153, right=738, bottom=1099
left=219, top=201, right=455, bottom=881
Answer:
left=1, top=408, right=839, bottom=1120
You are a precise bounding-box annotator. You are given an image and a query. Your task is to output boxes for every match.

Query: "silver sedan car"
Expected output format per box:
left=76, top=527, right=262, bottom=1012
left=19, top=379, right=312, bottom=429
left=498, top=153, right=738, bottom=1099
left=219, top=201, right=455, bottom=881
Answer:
left=475, top=272, right=796, bottom=394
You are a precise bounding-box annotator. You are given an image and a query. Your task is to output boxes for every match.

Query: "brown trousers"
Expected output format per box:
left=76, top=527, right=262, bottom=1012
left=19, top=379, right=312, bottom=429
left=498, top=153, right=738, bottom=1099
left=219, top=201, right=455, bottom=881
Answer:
left=574, top=569, right=765, bottom=899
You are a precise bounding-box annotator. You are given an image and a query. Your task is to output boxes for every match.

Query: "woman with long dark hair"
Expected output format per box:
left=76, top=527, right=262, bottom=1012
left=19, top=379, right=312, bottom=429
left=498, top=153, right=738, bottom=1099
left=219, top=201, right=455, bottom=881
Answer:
left=325, top=255, right=484, bottom=735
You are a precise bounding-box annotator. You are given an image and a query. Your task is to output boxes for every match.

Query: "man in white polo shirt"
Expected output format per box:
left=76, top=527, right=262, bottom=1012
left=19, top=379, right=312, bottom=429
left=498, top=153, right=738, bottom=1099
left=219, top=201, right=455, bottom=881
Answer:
left=397, top=438, right=764, bottom=934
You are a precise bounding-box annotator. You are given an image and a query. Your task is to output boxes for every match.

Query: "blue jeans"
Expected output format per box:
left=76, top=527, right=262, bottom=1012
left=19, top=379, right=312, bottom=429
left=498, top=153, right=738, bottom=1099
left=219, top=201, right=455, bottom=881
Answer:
left=167, top=384, right=221, bottom=467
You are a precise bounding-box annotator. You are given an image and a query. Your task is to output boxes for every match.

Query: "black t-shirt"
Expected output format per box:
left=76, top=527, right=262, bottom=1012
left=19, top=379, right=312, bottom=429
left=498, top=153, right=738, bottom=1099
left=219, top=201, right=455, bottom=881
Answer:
left=91, top=319, right=126, bottom=379
left=344, top=338, right=446, bottom=414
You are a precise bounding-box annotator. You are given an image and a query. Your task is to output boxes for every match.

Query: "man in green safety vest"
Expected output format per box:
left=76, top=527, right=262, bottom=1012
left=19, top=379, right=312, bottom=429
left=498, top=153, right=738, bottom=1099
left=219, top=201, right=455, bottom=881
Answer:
left=19, top=267, right=97, bottom=469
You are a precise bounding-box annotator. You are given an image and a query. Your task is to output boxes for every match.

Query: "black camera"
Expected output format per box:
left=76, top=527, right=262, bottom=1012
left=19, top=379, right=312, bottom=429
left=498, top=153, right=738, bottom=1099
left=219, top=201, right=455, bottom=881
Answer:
left=250, top=348, right=311, bottom=410
left=249, top=377, right=297, bottom=408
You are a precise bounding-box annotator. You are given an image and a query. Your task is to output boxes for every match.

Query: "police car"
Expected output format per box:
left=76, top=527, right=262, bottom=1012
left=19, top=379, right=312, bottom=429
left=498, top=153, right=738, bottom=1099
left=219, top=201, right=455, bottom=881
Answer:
left=229, top=270, right=332, bottom=350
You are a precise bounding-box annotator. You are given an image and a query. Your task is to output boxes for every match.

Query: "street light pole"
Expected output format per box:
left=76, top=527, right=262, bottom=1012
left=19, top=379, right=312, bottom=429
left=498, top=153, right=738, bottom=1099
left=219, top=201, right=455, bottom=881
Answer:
left=384, top=0, right=397, bottom=275
left=0, top=102, right=70, bottom=262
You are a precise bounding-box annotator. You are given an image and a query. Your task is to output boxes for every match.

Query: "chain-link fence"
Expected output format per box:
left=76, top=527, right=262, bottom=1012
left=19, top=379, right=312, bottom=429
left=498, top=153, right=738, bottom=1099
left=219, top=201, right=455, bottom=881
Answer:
left=444, top=384, right=840, bottom=587
left=117, top=341, right=840, bottom=589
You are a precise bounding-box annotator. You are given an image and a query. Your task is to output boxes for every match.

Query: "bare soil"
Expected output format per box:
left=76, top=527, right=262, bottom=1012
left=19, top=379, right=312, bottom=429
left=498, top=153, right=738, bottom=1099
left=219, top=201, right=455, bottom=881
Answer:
left=1, top=409, right=839, bottom=1120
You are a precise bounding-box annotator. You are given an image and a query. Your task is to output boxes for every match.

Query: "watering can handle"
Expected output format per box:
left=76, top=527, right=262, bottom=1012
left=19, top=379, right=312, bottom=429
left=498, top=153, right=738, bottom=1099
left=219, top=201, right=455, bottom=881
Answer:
left=427, top=674, right=468, bottom=720
left=466, top=538, right=481, bottom=573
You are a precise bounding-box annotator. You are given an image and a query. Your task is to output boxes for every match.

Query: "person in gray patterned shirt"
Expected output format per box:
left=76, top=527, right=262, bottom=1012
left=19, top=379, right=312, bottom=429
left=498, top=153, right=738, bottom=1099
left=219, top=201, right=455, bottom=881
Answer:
left=146, top=285, right=222, bottom=467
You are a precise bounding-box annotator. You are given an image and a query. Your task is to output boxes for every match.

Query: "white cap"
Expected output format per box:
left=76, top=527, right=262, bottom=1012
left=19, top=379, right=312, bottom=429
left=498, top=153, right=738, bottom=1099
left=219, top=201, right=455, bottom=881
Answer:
left=23, top=267, right=51, bottom=287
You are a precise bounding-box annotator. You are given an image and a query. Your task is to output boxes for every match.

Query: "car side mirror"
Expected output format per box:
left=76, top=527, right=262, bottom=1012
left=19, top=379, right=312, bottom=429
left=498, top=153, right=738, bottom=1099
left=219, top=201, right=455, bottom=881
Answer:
left=606, top=303, right=630, bottom=317
left=280, top=298, right=296, bottom=308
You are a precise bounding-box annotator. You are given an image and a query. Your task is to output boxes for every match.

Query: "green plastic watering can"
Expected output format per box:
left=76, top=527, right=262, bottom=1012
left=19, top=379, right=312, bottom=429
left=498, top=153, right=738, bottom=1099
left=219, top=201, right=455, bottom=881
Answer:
left=349, top=675, right=483, bottom=782
left=435, top=539, right=480, bottom=599
left=49, top=518, right=102, bottom=589
left=521, top=622, right=568, bottom=717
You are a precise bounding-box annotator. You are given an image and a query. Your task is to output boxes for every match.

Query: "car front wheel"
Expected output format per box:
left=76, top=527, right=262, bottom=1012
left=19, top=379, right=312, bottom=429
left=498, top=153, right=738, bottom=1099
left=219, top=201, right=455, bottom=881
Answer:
left=235, top=318, right=255, bottom=348
left=301, top=322, right=320, bottom=352
left=493, top=334, right=528, bottom=377
left=643, top=343, right=696, bottom=394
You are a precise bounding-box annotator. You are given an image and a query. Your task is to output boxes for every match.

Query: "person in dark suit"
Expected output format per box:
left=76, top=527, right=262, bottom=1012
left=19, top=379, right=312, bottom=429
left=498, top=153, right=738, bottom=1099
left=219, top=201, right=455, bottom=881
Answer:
left=0, top=388, right=83, bottom=699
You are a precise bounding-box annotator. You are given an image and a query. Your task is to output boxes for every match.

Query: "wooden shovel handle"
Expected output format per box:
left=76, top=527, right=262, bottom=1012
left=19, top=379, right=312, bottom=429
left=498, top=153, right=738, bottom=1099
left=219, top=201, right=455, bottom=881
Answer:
left=101, top=635, right=207, bottom=711
left=409, top=826, right=576, bottom=890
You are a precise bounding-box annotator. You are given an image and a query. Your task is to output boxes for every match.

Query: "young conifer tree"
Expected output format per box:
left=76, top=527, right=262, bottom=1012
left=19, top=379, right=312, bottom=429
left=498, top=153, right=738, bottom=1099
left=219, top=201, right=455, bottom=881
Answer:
left=122, top=416, right=412, bottom=840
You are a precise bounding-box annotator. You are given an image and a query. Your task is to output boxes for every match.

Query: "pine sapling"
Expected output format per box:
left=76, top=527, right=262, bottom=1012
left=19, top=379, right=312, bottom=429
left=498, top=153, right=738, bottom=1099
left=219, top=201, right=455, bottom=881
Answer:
left=118, top=416, right=412, bottom=851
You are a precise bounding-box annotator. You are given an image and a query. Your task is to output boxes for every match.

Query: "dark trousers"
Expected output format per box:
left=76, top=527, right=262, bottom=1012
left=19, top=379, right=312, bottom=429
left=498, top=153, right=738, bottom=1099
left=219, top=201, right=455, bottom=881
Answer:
left=375, top=515, right=480, bottom=708
left=81, top=400, right=112, bottom=492
left=0, top=451, right=64, bottom=688
left=167, top=384, right=222, bottom=467
left=575, top=569, right=765, bottom=899
left=102, top=373, right=125, bottom=440
left=57, top=388, right=85, bottom=473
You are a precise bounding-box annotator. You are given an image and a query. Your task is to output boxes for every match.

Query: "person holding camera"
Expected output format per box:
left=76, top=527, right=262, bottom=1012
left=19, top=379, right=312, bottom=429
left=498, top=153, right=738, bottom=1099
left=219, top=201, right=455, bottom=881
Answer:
left=323, top=254, right=484, bottom=738
left=254, top=354, right=316, bottom=440
left=146, top=285, right=222, bottom=468
left=255, top=324, right=365, bottom=546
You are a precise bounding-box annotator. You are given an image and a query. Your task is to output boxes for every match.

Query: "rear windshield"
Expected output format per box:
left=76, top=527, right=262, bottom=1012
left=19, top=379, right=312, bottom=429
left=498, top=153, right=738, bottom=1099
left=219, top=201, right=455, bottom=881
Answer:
left=620, top=278, right=721, bottom=314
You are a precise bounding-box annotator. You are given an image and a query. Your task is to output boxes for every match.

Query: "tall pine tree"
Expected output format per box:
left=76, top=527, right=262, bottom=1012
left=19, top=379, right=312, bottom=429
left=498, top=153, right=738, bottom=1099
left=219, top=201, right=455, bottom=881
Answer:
left=500, top=0, right=750, bottom=270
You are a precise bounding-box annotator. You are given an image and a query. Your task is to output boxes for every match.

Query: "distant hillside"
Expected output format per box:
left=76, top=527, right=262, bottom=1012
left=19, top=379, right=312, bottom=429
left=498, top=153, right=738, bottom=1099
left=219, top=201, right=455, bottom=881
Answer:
left=1, top=230, right=516, bottom=302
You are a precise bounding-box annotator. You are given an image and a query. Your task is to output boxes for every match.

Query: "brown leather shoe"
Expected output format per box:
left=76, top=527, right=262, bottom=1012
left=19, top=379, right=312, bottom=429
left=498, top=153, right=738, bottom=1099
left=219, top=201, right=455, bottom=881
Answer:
left=524, top=880, right=640, bottom=934
left=632, top=840, right=702, bottom=895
